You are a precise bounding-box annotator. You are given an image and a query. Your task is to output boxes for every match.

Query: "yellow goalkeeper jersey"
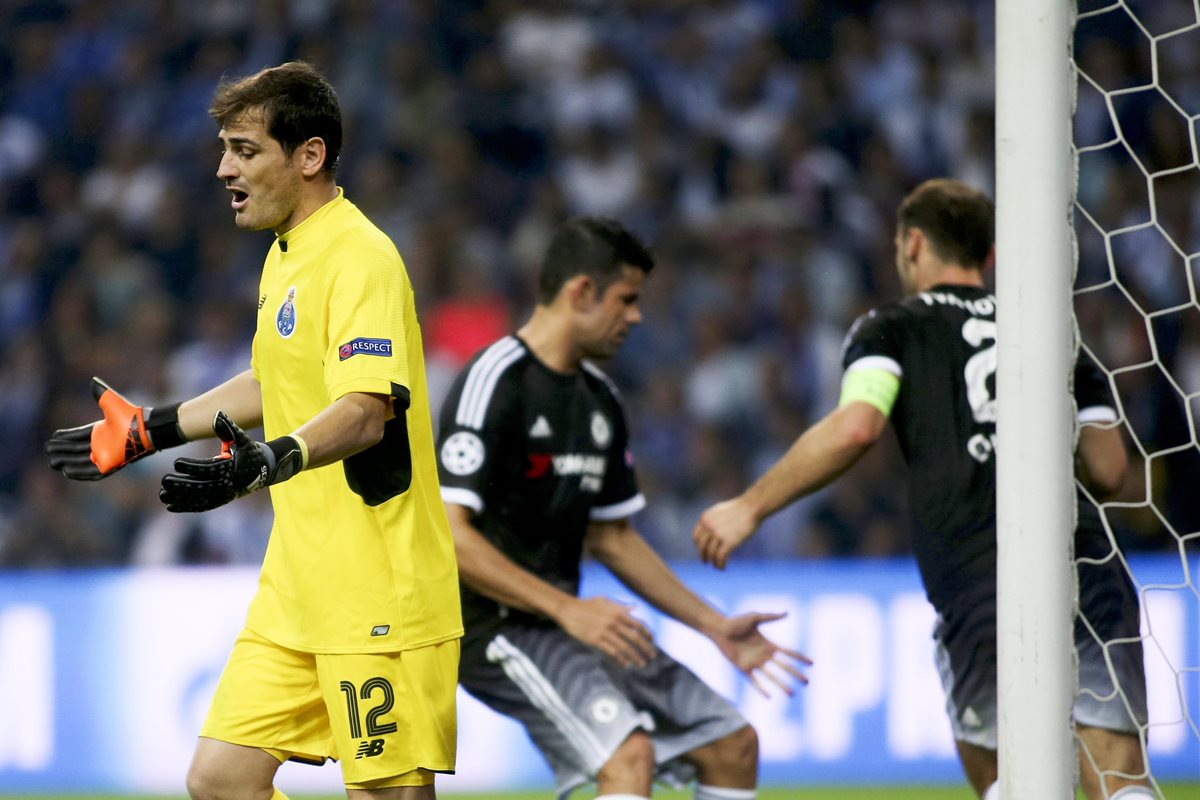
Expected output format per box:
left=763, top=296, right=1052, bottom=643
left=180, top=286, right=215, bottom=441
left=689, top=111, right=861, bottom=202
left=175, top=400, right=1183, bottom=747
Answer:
left=247, top=189, right=462, bottom=653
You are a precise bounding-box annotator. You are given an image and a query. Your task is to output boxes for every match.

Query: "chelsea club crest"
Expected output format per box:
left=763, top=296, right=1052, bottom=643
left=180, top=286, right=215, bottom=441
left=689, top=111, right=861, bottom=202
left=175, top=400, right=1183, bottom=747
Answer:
left=276, top=287, right=297, bottom=338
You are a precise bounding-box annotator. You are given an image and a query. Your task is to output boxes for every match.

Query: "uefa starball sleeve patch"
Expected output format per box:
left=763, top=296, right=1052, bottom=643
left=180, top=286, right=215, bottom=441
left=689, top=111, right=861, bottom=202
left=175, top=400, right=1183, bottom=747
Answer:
left=338, top=337, right=394, bottom=360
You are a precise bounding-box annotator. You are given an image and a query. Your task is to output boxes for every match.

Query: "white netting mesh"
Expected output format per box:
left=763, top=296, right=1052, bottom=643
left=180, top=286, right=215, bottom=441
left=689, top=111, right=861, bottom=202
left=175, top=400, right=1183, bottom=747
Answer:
left=1073, top=1, right=1200, bottom=795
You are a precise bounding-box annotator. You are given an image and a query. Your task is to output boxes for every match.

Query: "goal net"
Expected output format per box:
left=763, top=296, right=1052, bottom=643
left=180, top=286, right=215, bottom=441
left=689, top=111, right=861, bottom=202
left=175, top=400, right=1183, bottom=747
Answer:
left=1072, top=1, right=1198, bottom=796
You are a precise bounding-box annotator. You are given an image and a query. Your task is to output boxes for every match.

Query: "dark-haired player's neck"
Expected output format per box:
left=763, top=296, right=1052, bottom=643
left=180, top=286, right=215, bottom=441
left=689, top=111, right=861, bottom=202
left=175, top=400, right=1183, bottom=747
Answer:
left=913, top=263, right=987, bottom=294
left=896, top=225, right=992, bottom=295
left=517, top=307, right=583, bottom=375
left=517, top=266, right=644, bottom=374
left=899, top=250, right=989, bottom=295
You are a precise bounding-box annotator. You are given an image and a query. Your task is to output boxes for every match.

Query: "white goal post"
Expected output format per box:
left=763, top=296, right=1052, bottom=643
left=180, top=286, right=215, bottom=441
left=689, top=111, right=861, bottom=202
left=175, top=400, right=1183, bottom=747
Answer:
left=997, top=1, right=1199, bottom=796
left=995, top=2, right=1076, bottom=798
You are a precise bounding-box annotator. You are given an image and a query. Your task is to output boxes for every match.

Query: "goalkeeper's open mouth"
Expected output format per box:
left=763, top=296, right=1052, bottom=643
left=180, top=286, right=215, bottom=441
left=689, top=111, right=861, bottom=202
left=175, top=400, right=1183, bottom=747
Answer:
left=229, top=187, right=249, bottom=210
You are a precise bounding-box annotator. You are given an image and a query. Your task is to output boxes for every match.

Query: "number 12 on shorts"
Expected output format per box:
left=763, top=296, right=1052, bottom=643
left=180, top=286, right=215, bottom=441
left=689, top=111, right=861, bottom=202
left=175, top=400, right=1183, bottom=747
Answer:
left=340, top=677, right=398, bottom=758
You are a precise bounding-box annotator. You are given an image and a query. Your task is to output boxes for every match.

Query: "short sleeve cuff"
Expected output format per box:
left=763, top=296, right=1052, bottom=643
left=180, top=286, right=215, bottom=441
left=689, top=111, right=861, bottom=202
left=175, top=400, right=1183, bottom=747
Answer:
left=1078, top=405, right=1118, bottom=424
left=329, top=377, right=409, bottom=405
left=441, top=487, right=483, bottom=513
left=845, top=355, right=903, bottom=377
left=590, top=493, right=647, bottom=521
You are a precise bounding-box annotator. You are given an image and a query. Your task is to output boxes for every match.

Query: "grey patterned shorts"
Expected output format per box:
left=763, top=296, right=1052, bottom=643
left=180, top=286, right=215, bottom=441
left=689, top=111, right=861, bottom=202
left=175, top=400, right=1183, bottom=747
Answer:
left=460, top=623, right=749, bottom=798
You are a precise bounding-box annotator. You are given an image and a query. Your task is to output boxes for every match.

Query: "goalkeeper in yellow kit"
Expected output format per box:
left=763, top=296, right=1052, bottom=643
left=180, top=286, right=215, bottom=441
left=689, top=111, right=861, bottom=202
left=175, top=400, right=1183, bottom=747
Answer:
left=46, top=61, right=462, bottom=799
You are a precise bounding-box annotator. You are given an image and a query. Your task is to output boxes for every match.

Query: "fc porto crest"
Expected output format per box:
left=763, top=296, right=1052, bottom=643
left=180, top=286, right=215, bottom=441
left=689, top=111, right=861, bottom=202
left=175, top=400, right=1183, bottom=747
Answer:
left=276, top=287, right=297, bottom=338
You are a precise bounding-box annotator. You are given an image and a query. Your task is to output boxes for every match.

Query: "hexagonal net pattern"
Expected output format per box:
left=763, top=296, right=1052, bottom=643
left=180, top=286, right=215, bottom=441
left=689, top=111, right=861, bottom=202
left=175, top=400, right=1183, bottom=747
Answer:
left=1073, top=1, right=1199, bottom=793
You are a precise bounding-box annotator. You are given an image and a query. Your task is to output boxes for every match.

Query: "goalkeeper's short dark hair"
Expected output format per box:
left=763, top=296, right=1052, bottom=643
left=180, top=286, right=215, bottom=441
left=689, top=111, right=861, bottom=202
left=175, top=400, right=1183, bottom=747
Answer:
left=538, top=217, right=654, bottom=304
left=209, top=60, right=342, bottom=176
left=897, top=178, right=994, bottom=269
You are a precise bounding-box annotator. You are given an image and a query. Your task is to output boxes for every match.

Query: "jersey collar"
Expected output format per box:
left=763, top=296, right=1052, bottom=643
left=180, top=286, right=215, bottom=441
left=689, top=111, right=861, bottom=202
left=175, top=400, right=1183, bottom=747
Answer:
left=276, top=187, right=347, bottom=251
left=928, top=282, right=990, bottom=296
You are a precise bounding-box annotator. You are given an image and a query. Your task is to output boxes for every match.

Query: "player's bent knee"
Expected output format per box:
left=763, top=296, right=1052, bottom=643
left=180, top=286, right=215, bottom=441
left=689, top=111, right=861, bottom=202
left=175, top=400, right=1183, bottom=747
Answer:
left=185, top=762, right=233, bottom=800
left=683, top=724, right=759, bottom=788
left=186, top=765, right=271, bottom=800
left=694, top=725, right=758, bottom=772
left=186, top=757, right=229, bottom=800
left=598, top=731, right=656, bottom=784
left=186, top=740, right=279, bottom=800
left=1076, top=725, right=1146, bottom=775
left=1076, top=725, right=1151, bottom=800
left=720, top=724, right=759, bottom=768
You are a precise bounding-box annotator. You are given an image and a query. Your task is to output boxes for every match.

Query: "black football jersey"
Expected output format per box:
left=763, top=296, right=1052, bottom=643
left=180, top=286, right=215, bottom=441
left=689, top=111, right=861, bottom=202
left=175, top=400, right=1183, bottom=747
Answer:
left=437, top=336, right=645, bottom=643
left=842, top=284, right=1116, bottom=609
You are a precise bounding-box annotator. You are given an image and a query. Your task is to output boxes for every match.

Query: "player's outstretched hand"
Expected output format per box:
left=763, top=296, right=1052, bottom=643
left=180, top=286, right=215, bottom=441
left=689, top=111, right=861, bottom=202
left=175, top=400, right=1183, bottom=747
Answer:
left=159, top=412, right=304, bottom=513
left=692, top=497, right=759, bottom=570
left=558, top=596, right=657, bottom=670
left=711, top=611, right=811, bottom=698
left=46, top=377, right=157, bottom=480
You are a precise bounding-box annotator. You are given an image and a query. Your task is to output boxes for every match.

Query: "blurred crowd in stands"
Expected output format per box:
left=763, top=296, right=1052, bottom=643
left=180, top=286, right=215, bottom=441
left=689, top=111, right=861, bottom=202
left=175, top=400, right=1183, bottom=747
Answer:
left=0, top=0, right=1194, bottom=567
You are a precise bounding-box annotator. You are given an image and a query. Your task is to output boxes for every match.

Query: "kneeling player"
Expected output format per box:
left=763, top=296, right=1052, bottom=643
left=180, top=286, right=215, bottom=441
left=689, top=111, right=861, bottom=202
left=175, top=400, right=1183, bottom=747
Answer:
left=437, top=217, right=810, bottom=798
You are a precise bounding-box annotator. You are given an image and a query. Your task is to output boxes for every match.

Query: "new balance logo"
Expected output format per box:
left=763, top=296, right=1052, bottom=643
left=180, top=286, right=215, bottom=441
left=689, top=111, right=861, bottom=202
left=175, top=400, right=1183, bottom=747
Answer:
left=356, top=738, right=385, bottom=759
left=530, top=416, right=552, bottom=437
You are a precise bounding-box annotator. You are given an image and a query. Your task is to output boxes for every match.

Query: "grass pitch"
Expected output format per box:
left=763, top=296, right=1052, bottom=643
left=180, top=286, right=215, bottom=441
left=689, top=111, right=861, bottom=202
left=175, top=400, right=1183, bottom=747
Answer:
left=38, top=785, right=1200, bottom=800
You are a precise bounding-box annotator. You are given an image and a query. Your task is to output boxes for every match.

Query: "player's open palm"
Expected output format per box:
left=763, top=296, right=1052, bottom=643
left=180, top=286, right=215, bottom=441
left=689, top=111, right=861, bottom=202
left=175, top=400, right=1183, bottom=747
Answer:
left=693, top=497, right=758, bottom=570
left=711, top=611, right=811, bottom=698
left=559, top=596, right=656, bottom=669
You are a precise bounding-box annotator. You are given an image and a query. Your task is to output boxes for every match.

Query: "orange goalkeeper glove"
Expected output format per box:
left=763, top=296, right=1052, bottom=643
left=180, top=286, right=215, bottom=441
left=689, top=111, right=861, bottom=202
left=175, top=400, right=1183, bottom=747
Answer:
left=46, top=377, right=187, bottom=480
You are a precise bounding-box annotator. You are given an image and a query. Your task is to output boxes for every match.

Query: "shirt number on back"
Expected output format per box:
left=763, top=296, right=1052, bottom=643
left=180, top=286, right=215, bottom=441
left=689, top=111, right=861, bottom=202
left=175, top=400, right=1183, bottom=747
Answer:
left=962, top=318, right=997, bottom=423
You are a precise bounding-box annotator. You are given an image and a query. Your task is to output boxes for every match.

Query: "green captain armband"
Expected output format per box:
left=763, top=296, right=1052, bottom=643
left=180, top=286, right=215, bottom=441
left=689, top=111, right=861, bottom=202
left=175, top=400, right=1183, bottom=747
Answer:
left=838, top=367, right=900, bottom=417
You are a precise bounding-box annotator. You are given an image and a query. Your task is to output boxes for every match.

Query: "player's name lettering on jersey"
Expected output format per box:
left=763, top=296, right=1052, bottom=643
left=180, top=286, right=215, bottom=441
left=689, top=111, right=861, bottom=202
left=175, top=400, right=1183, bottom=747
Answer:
left=918, top=290, right=996, bottom=317
left=967, top=431, right=999, bottom=463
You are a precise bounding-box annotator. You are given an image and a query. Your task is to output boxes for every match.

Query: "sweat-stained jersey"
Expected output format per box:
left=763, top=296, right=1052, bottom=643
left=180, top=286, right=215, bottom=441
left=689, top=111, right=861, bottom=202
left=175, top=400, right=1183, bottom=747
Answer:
left=841, top=283, right=1118, bottom=610
left=246, top=189, right=462, bottom=653
left=435, top=336, right=645, bottom=647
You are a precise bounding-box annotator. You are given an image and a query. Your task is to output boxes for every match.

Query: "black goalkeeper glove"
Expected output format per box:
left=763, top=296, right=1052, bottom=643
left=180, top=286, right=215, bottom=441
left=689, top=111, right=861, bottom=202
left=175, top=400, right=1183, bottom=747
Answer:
left=159, top=411, right=306, bottom=513
left=46, top=377, right=186, bottom=480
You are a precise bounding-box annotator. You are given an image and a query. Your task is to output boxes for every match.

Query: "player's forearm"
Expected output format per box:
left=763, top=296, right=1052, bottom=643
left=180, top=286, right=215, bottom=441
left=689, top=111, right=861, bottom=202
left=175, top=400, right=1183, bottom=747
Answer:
left=588, top=522, right=725, bottom=638
left=177, top=369, right=263, bottom=440
left=742, top=402, right=884, bottom=523
left=447, top=508, right=577, bottom=619
left=290, top=391, right=389, bottom=470
left=1076, top=425, right=1127, bottom=498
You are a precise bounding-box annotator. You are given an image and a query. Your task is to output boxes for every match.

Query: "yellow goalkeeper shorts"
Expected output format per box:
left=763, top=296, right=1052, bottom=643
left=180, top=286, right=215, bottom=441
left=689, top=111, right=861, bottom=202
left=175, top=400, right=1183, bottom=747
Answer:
left=201, top=627, right=458, bottom=788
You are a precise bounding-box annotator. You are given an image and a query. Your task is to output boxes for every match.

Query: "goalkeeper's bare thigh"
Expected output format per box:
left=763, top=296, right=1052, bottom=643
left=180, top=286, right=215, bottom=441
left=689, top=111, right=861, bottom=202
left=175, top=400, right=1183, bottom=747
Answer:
left=460, top=623, right=747, bottom=799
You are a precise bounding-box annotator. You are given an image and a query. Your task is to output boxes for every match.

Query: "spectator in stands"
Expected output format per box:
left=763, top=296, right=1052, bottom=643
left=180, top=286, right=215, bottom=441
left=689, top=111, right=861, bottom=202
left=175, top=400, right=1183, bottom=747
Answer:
left=2, top=0, right=1184, bottom=566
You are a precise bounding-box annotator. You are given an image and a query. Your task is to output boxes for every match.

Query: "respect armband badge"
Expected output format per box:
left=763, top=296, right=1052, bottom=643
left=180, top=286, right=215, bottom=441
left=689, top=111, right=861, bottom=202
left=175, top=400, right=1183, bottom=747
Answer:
left=338, top=337, right=393, bottom=360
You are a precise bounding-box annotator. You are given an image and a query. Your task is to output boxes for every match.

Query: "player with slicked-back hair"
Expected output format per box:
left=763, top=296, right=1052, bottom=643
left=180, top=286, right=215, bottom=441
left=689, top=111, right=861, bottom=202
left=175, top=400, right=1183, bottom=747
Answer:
left=437, top=216, right=810, bottom=800
left=209, top=60, right=343, bottom=176
left=48, top=60, right=461, bottom=800
left=694, top=179, right=1153, bottom=800
left=895, top=178, right=994, bottom=268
